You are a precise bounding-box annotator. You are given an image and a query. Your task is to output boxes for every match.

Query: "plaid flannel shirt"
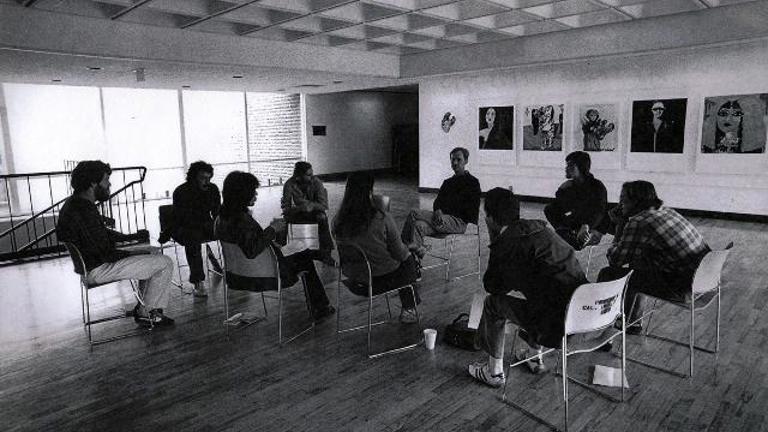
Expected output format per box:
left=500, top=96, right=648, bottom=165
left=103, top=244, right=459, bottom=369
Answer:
left=608, top=207, right=709, bottom=274
left=57, top=196, right=130, bottom=272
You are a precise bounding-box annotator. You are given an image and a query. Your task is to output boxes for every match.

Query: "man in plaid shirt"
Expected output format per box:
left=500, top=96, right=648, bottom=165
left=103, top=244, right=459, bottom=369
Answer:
left=57, top=160, right=175, bottom=327
left=597, top=180, right=709, bottom=330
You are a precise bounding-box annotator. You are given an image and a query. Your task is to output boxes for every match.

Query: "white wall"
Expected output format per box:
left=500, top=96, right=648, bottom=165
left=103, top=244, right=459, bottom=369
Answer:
left=305, top=92, right=418, bottom=175
left=419, top=39, right=768, bottom=216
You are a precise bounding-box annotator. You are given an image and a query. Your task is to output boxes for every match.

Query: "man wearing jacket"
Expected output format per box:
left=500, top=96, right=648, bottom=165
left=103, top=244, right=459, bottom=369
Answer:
left=468, top=188, right=586, bottom=388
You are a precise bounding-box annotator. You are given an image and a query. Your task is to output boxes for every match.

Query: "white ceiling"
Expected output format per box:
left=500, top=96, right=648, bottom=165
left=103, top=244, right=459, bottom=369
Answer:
left=8, top=0, right=760, bottom=55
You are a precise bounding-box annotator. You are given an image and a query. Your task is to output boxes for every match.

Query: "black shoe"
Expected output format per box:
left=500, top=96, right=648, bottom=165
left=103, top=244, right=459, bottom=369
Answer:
left=312, top=305, right=336, bottom=322
left=598, top=341, right=613, bottom=352
left=158, top=231, right=171, bottom=244
left=135, top=309, right=175, bottom=327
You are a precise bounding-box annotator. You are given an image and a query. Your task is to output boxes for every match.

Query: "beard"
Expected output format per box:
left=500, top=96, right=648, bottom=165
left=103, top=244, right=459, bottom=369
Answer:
left=95, top=184, right=111, bottom=202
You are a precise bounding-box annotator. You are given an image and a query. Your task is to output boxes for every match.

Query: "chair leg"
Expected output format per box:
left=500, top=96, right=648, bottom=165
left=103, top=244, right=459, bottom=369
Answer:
left=444, top=237, right=451, bottom=281
left=562, top=338, right=569, bottom=432
left=80, top=280, right=87, bottom=324
left=715, top=288, right=721, bottom=354
left=689, top=302, right=695, bottom=378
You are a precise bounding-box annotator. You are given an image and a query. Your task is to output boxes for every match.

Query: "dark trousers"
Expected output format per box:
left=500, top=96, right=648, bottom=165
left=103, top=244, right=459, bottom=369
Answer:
left=476, top=294, right=525, bottom=359
left=173, top=226, right=214, bottom=283
left=348, top=255, right=421, bottom=309
left=597, top=265, right=692, bottom=323
left=284, top=209, right=334, bottom=252
left=281, top=249, right=331, bottom=312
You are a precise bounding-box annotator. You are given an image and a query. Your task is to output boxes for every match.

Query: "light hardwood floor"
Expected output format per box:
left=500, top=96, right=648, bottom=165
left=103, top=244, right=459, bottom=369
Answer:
left=0, top=175, right=766, bottom=432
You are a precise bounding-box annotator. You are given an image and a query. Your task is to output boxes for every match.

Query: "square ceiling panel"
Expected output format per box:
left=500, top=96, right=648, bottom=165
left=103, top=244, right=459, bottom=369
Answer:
left=422, top=0, right=509, bottom=21
left=464, top=9, right=538, bottom=28
left=620, top=0, right=705, bottom=18
left=499, top=19, right=571, bottom=36
left=555, top=8, right=629, bottom=28
left=523, top=0, right=605, bottom=19
left=483, top=0, right=557, bottom=9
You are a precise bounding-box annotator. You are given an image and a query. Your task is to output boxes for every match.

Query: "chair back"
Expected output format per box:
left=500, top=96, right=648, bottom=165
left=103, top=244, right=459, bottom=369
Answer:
left=564, top=272, right=632, bottom=335
left=336, top=241, right=373, bottom=287
left=63, top=241, right=87, bottom=276
left=219, top=241, right=279, bottom=279
left=373, top=194, right=391, bottom=212
left=691, top=242, right=733, bottom=295
left=159, top=205, right=175, bottom=235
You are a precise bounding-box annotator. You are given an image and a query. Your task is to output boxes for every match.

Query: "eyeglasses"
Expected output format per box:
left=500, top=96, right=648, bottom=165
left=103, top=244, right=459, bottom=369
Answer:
left=651, top=108, right=665, bottom=112
left=717, top=109, right=743, bottom=117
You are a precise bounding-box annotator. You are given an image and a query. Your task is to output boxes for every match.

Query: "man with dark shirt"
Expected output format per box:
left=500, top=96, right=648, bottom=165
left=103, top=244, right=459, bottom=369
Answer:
left=171, top=161, right=221, bottom=297
left=468, top=188, right=586, bottom=387
left=281, top=161, right=333, bottom=256
left=544, top=151, right=608, bottom=250
left=57, top=160, right=174, bottom=326
left=401, top=147, right=481, bottom=257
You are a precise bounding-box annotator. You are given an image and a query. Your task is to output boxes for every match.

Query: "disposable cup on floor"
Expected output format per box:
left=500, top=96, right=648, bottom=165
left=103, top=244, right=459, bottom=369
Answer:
left=424, top=329, right=437, bottom=350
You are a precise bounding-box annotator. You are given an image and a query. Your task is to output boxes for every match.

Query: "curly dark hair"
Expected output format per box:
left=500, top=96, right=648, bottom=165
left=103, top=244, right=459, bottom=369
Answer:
left=484, top=187, right=520, bottom=226
left=186, top=161, right=214, bottom=183
left=70, top=160, right=112, bottom=193
left=220, top=171, right=259, bottom=217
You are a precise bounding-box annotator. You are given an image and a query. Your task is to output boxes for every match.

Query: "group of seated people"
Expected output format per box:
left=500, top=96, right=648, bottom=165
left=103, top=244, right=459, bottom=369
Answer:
left=56, top=148, right=711, bottom=390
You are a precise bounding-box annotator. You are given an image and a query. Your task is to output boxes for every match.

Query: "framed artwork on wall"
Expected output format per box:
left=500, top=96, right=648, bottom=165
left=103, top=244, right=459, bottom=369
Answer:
left=575, top=103, right=619, bottom=152
left=478, top=105, right=514, bottom=151
left=523, top=104, right=564, bottom=151
left=630, top=98, right=687, bottom=153
left=701, top=93, right=767, bottom=154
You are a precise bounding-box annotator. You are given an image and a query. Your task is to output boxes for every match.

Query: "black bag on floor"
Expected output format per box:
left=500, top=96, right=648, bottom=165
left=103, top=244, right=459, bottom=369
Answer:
left=443, top=313, right=480, bottom=351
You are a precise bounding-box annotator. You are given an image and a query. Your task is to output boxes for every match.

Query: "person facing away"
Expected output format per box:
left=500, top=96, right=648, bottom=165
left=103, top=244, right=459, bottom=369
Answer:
left=281, top=161, right=333, bottom=256
left=215, top=171, right=335, bottom=321
left=401, top=147, right=481, bottom=258
left=597, top=180, right=710, bottom=333
left=332, top=172, right=422, bottom=324
left=544, top=151, right=608, bottom=250
left=468, top=188, right=587, bottom=388
left=56, top=160, right=175, bottom=327
left=171, top=160, right=221, bottom=298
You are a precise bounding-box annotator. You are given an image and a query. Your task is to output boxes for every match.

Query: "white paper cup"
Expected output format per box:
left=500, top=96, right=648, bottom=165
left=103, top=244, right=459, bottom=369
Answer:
left=424, top=329, right=437, bottom=350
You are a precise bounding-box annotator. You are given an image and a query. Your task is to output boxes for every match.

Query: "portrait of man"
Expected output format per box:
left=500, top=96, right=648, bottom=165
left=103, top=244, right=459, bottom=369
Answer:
left=630, top=98, right=687, bottom=153
left=523, top=104, right=564, bottom=151
left=701, top=93, right=768, bottom=154
left=576, top=103, right=618, bottom=152
left=479, top=106, right=514, bottom=151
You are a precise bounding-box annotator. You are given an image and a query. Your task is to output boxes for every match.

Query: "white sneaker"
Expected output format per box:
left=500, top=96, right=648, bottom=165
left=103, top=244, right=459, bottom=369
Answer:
left=468, top=362, right=506, bottom=388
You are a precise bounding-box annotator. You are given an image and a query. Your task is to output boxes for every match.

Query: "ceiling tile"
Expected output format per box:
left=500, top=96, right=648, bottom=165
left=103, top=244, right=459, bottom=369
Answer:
left=597, top=0, right=656, bottom=6
left=411, top=25, right=448, bottom=37
left=359, top=1, right=408, bottom=19
left=445, top=33, right=479, bottom=43
left=317, top=3, right=365, bottom=22
left=464, top=9, right=537, bottom=28
left=620, top=0, right=705, bottom=18
left=523, top=0, right=604, bottom=19
left=218, top=5, right=301, bottom=26
left=498, top=19, right=571, bottom=36
left=408, top=12, right=451, bottom=29
left=555, top=9, right=629, bottom=27
left=258, top=0, right=311, bottom=14
left=483, top=0, right=556, bottom=8
left=475, top=30, right=513, bottom=42
left=422, top=0, right=509, bottom=20
left=370, top=14, right=411, bottom=30
left=443, top=22, right=481, bottom=36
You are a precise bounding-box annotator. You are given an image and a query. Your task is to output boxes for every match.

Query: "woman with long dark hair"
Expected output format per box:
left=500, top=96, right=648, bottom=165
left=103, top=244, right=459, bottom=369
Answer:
left=333, top=172, right=421, bottom=323
left=215, top=171, right=335, bottom=321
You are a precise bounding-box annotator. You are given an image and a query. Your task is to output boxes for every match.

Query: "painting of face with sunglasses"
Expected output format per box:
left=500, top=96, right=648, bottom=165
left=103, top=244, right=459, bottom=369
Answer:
left=631, top=98, right=687, bottom=153
left=702, top=94, right=768, bottom=154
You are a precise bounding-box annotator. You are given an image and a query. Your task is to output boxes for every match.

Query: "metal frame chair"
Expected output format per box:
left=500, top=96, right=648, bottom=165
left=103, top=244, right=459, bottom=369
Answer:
left=64, top=242, right=153, bottom=346
left=502, top=272, right=633, bottom=432
left=423, top=223, right=482, bottom=281
left=158, top=204, right=222, bottom=292
left=219, top=240, right=314, bottom=345
left=625, top=242, right=733, bottom=379
left=336, top=241, right=423, bottom=359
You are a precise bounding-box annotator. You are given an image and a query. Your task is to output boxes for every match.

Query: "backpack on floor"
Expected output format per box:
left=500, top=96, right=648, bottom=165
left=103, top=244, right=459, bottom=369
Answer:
left=443, top=313, right=480, bottom=351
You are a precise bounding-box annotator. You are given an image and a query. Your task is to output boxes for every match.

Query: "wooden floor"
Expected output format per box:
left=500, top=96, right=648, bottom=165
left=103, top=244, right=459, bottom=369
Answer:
left=1, top=175, right=767, bottom=432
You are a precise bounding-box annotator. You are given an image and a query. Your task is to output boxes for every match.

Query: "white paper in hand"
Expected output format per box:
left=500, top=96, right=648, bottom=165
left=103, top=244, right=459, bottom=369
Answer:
left=280, top=240, right=309, bottom=256
left=467, top=293, right=485, bottom=330
left=592, top=364, right=630, bottom=388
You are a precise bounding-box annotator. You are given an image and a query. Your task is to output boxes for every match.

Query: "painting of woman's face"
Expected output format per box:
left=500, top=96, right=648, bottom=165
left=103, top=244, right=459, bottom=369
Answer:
left=716, top=102, right=743, bottom=134
left=485, top=108, right=496, bottom=127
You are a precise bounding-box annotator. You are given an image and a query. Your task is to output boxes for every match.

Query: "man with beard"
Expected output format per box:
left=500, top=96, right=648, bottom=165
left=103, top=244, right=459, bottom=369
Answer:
left=281, top=161, right=334, bottom=260
left=57, top=160, right=175, bottom=326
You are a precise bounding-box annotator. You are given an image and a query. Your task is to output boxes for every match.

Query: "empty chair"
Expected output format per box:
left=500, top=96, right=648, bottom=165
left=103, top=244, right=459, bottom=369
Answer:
left=627, top=242, right=733, bottom=378
left=423, top=223, right=482, bottom=281
left=502, top=272, right=632, bottom=432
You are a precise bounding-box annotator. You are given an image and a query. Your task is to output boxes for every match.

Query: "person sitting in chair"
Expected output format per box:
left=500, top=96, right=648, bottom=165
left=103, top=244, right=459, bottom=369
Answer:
left=468, top=188, right=586, bottom=387
left=597, top=181, right=710, bottom=333
left=544, top=151, right=608, bottom=250
left=57, top=160, right=175, bottom=327
left=401, top=147, right=481, bottom=257
left=215, top=171, right=335, bottom=321
left=333, top=172, right=422, bottom=323
left=171, top=161, right=221, bottom=297
left=281, top=161, right=333, bottom=257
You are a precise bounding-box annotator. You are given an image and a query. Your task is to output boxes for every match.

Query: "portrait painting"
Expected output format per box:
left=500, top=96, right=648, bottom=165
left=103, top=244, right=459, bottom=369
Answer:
left=576, top=103, right=618, bottom=152
left=630, top=98, right=687, bottom=153
left=523, top=104, right=564, bottom=151
left=701, top=94, right=768, bottom=153
left=479, top=106, right=514, bottom=150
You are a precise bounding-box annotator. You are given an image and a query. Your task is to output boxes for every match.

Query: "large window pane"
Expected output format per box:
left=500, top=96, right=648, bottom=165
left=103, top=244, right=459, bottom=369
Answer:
left=182, top=90, right=247, bottom=165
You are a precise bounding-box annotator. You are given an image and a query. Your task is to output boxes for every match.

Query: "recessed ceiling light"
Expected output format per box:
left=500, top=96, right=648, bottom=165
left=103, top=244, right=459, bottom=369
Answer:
left=276, top=89, right=286, bottom=92
left=232, top=75, right=243, bottom=79
left=181, top=85, right=191, bottom=89
left=51, top=79, right=62, bottom=82
left=87, top=66, right=102, bottom=71
left=332, top=80, right=343, bottom=84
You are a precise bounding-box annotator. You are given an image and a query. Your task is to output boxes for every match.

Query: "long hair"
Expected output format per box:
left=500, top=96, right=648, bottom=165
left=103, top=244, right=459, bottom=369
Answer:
left=220, top=171, right=259, bottom=217
left=714, top=100, right=744, bottom=150
left=622, top=180, right=663, bottom=213
left=71, top=160, right=111, bottom=193
left=333, top=172, right=380, bottom=238
left=186, top=160, right=213, bottom=182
